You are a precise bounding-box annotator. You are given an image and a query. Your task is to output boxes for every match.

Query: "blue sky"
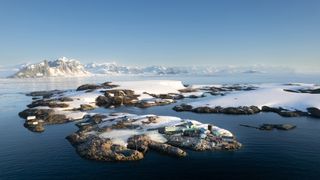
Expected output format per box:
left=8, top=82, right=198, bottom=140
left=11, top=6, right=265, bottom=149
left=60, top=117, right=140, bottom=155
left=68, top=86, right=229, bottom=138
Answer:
left=0, top=0, right=319, bottom=72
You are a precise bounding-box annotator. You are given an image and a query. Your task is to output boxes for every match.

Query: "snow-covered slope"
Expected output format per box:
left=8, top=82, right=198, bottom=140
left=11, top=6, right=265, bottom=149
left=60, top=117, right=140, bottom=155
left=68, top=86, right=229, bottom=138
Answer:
left=10, top=57, right=91, bottom=78
left=188, top=83, right=320, bottom=112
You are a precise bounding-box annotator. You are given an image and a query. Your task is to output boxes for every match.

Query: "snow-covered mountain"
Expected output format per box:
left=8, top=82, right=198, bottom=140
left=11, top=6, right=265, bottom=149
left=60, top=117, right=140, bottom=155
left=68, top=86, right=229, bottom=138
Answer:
left=10, top=57, right=91, bottom=78
left=5, top=57, right=295, bottom=78
left=85, top=63, right=189, bottom=75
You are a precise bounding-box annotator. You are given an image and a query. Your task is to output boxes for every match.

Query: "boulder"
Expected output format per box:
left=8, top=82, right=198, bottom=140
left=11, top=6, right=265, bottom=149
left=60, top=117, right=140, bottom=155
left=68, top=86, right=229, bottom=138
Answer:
left=259, top=124, right=296, bottom=130
left=90, top=114, right=107, bottom=124
left=19, top=108, right=69, bottom=124
left=149, top=141, right=187, bottom=157
left=127, top=135, right=150, bottom=153
left=96, top=95, right=112, bottom=107
left=80, top=104, right=95, bottom=111
left=76, top=84, right=102, bottom=91
left=58, top=97, right=74, bottom=102
left=307, top=107, right=320, bottom=118
left=101, top=82, right=119, bottom=89
left=26, top=90, right=63, bottom=98
left=172, top=103, right=193, bottom=112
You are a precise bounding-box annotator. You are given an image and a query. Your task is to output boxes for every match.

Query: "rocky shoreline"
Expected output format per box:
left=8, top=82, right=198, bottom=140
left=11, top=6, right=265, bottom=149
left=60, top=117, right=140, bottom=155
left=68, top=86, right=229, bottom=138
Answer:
left=173, top=103, right=320, bottom=118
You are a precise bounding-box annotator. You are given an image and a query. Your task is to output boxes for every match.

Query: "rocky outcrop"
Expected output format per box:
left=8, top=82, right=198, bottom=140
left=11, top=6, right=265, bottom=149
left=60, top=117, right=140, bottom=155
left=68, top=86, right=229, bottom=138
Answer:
left=166, top=134, right=241, bottom=151
left=261, top=106, right=309, bottom=117
left=27, top=99, right=69, bottom=108
left=96, top=89, right=140, bottom=108
left=259, top=124, right=296, bottom=130
left=172, top=103, right=193, bottom=112
left=149, top=141, right=187, bottom=157
left=80, top=104, right=95, bottom=111
left=19, top=108, right=69, bottom=125
left=26, top=90, right=64, bottom=98
left=76, top=82, right=119, bottom=91
left=284, top=88, right=320, bottom=94
left=126, top=135, right=187, bottom=157
left=67, top=135, right=144, bottom=161
left=307, top=107, right=320, bottom=118
left=173, top=105, right=260, bottom=115
left=76, top=84, right=102, bottom=91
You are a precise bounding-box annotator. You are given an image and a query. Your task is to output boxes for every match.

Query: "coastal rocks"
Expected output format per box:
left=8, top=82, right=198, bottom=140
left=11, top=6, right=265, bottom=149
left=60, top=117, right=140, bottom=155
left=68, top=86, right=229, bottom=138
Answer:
left=307, top=107, right=320, bottom=118
left=24, top=118, right=45, bottom=132
left=19, top=108, right=69, bottom=126
left=127, top=135, right=150, bottom=153
left=149, top=141, right=187, bottom=157
left=172, top=103, right=193, bottom=112
left=27, top=99, right=69, bottom=108
left=76, top=84, right=103, bottom=91
left=96, top=89, right=140, bottom=108
left=126, top=135, right=187, bottom=157
left=199, top=84, right=257, bottom=96
left=261, top=106, right=308, bottom=117
left=26, top=90, right=64, bottom=98
left=68, top=135, right=144, bottom=161
left=174, top=103, right=318, bottom=118
left=166, top=134, right=241, bottom=151
left=136, top=99, right=175, bottom=108
left=76, top=82, right=119, bottom=91
left=284, top=88, right=320, bottom=94
left=259, top=124, right=296, bottom=131
left=96, top=95, right=112, bottom=107
left=240, top=123, right=296, bottom=131
left=80, top=104, right=95, bottom=111
left=58, top=97, right=74, bottom=102
left=173, top=104, right=261, bottom=115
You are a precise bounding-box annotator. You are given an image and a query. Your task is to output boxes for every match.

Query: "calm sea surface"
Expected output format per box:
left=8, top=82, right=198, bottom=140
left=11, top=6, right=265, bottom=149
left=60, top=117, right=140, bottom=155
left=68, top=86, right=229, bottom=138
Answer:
left=0, top=74, right=319, bottom=179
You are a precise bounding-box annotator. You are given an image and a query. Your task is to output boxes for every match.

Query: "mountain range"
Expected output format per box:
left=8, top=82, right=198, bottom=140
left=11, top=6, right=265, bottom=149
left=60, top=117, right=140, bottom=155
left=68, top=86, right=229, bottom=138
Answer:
left=3, top=57, right=294, bottom=78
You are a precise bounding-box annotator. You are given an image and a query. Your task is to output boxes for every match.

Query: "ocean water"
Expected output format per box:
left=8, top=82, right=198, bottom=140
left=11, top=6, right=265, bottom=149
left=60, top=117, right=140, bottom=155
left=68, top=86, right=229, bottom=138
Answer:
left=0, top=74, right=320, bottom=179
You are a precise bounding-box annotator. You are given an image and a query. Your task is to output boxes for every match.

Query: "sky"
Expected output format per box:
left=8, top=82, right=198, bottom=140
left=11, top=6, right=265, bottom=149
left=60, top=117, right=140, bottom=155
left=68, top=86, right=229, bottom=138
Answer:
left=0, top=0, right=319, bottom=73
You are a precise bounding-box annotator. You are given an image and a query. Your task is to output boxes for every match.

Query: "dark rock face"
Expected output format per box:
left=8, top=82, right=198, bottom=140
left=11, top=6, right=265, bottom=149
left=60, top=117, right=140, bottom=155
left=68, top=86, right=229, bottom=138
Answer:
left=259, top=124, right=296, bottom=130
left=307, top=107, right=320, bottom=118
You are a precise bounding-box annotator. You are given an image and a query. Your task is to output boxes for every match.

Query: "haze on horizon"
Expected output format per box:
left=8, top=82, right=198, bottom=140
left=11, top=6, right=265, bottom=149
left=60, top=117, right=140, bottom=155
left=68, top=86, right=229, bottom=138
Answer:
left=0, top=0, right=319, bottom=73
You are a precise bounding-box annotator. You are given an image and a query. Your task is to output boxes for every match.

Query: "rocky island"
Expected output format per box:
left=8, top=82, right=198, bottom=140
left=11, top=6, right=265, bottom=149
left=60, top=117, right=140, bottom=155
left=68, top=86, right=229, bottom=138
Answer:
left=66, top=113, right=241, bottom=161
